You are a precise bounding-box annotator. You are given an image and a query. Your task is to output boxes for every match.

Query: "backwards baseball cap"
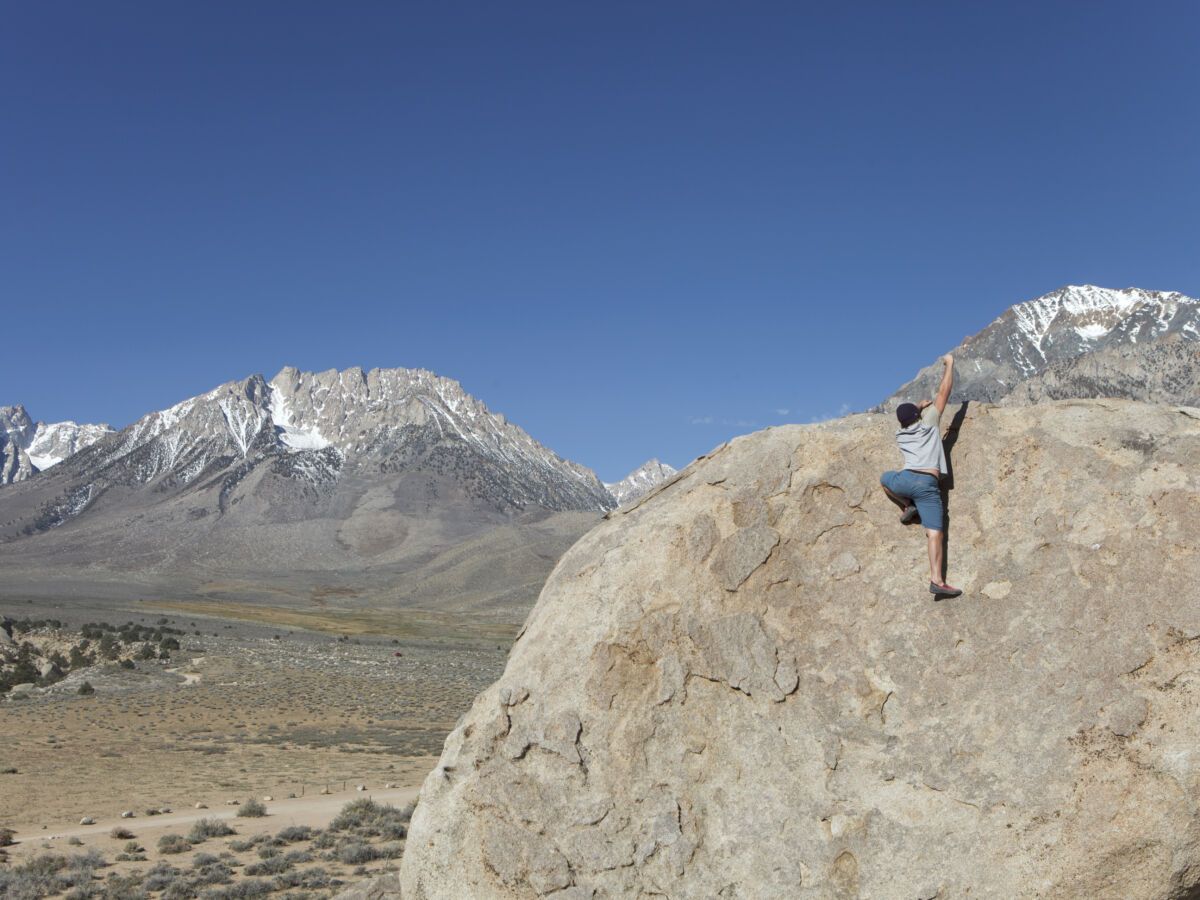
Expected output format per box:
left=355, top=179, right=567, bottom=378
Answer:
left=896, top=403, right=920, bottom=427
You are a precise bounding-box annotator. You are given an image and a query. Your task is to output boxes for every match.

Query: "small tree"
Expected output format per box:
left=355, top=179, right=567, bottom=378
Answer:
left=78, top=681, right=95, bottom=695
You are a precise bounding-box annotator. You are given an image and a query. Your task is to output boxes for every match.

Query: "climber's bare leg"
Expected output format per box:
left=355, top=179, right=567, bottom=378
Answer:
left=927, top=528, right=943, bottom=583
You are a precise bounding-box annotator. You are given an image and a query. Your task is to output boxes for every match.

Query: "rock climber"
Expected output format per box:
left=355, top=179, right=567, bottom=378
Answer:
left=880, top=353, right=962, bottom=598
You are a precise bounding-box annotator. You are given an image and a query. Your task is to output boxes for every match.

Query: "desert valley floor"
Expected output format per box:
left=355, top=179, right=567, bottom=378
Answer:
left=0, top=595, right=510, bottom=897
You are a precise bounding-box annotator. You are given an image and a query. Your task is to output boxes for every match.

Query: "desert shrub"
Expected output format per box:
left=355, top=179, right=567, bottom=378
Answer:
left=0, top=849, right=108, bottom=898
left=0, top=828, right=15, bottom=846
left=0, top=856, right=61, bottom=899
left=78, top=681, right=95, bottom=695
left=377, top=840, right=404, bottom=859
left=255, top=845, right=279, bottom=860
left=68, top=836, right=84, bottom=846
left=118, top=660, right=135, bottom=670
left=272, top=866, right=334, bottom=890
left=243, top=855, right=291, bottom=876
left=335, top=841, right=379, bottom=865
left=142, top=862, right=183, bottom=892
left=63, top=886, right=104, bottom=899
left=1, top=767, right=17, bottom=774
left=69, top=849, right=107, bottom=871
left=97, top=635, right=119, bottom=660
left=226, top=834, right=267, bottom=853
left=143, top=808, right=161, bottom=816
left=282, top=849, right=312, bottom=865
left=236, top=798, right=266, bottom=818
left=191, top=852, right=220, bottom=867
left=311, top=831, right=336, bottom=849
left=199, top=878, right=273, bottom=898
left=157, top=833, right=192, bottom=854
left=329, top=798, right=412, bottom=839
left=102, top=872, right=148, bottom=899
left=273, top=825, right=312, bottom=844
left=109, top=827, right=135, bottom=840
left=187, top=819, right=236, bottom=843
left=191, top=862, right=233, bottom=886
left=69, top=647, right=93, bottom=669
left=123, top=841, right=142, bottom=853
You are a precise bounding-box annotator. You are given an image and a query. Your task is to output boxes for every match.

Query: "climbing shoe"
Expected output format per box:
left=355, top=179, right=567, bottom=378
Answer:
left=900, top=505, right=920, bottom=525
left=929, top=582, right=963, bottom=599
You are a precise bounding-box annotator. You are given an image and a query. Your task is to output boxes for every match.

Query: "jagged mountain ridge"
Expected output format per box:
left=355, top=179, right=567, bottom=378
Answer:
left=0, top=406, right=113, bottom=486
left=0, top=366, right=629, bottom=618
left=881, top=285, right=1199, bottom=408
left=605, top=458, right=677, bottom=506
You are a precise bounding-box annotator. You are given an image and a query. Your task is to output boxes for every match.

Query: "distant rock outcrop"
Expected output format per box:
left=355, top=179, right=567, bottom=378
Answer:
left=399, top=400, right=1200, bottom=898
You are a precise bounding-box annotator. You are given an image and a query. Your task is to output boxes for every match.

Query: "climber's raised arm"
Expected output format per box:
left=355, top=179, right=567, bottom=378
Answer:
left=933, top=354, right=954, bottom=415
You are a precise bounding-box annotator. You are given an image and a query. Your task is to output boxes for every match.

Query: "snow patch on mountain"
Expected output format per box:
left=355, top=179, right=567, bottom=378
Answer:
left=267, top=384, right=331, bottom=451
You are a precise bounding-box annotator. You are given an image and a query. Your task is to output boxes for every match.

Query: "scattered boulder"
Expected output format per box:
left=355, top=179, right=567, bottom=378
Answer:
left=195, top=803, right=207, bottom=810
left=36, top=660, right=60, bottom=680
left=399, top=401, right=1200, bottom=899
left=120, top=811, right=134, bottom=819
left=79, top=817, right=95, bottom=826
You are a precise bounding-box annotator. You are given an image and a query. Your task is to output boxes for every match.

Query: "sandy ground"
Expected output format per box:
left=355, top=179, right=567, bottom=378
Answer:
left=4, top=785, right=422, bottom=862
left=0, top=601, right=506, bottom=845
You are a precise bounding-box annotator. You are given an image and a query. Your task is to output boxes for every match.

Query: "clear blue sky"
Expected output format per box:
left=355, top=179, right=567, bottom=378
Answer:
left=4, top=2, right=1197, bottom=481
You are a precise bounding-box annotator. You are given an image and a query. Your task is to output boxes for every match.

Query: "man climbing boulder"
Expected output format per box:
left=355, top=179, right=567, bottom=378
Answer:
left=880, top=353, right=962, bottom=598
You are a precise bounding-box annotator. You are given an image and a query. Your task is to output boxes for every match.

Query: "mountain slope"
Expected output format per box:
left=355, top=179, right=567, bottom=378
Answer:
left=998, top=335, right=1200, bottom=408
left=0, top=367, right=614, bottom=619
left=881, top=285, right=1199, bottom=408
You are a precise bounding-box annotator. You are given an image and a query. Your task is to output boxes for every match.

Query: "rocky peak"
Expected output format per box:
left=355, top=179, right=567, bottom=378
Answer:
left=881, top=285, right=1199, bottom=408
left=605, top=458, right=678, bottom=506
left=399, top=400, right=1200, bottom=898
left=0, top=405, right=113, bottom=485
left=4, top=366, right=614, bottom=534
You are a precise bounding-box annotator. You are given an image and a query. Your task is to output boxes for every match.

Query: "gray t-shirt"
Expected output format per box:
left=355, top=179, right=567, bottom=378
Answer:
left=895, top=404, right=947, bottom=475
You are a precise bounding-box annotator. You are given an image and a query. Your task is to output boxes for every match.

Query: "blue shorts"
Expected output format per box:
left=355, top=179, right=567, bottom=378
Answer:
left=881, top=470, right=944, bottom=531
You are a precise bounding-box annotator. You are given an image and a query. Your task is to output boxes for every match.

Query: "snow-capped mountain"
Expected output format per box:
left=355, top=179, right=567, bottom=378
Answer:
left=605, top=459, right=677, bottom=507
left=0, top=367, right=619, bottom=618
left=0, top=405, right=113, bottom=485
left=882, top=285, right=1200, bottom=408
left=6, top=366, right=613, bottom=528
